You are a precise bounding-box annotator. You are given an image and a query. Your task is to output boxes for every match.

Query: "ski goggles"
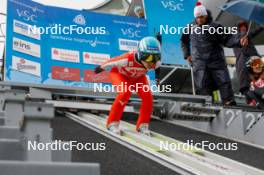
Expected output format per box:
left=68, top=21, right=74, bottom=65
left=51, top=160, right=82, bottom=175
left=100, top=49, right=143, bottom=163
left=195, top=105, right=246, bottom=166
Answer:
left=251, top=59, right=264, bottom=69
left=140, top=53, right=161, bottom=63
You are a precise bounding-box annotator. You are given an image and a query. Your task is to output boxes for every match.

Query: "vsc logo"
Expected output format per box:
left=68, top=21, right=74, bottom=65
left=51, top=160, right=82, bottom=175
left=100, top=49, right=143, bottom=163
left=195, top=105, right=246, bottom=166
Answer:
left=161, top=0, right=184, bottom=11
left=16, top=9, right=37, bottom=23
left=121, top=28, right=142, bottom=38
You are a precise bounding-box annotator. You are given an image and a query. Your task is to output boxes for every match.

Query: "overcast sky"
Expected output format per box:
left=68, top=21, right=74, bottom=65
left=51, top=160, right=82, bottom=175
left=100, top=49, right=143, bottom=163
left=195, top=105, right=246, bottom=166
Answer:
left=33, top=0, right=112, bottom=10
left=1, top=0, right=113, bottom=12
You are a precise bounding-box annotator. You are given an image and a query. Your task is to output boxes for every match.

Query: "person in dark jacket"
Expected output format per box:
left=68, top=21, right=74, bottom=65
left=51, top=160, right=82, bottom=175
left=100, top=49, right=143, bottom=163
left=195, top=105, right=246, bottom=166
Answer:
left=233, top=21, right=263, bottom=99
left=181, top=2, right=248, bottom=106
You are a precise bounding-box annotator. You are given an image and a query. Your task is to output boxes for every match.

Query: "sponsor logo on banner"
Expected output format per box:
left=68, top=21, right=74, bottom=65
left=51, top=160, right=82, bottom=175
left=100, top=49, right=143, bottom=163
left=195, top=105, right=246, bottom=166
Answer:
left=113, top=20, right=147, bottom=28
left=52, top=66, right=81, bottom=81
left=16, top=9, right=38, bottom=23
left=12, top=56, right=41, bottom=76
left=13, top=37, right=41, bottom=58
left=84, top=70, right=111, bottom=83
left=161, top=0, right=184, bottom=11
left=10, top=0, right=44, bottom=13
left=70, top=37, right=110, bottom=47
left=121, top=28, right=142, bottom=38
left=73, top=14, right=86, bottom=25
left=119, top=38, right=139, bottom=51
left=13, top=20, right=41, bottom=40
left=83, top=52, right=110, bottom=65
left=52, top=48, right=80, bottom=63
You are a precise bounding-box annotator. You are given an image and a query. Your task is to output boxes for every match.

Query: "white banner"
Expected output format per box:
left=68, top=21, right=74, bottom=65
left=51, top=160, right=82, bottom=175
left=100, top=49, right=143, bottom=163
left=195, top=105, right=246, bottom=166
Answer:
left=52, top=48, right=80, bottom=63
left=12, top=56, right=41, bottom=76
left=118, top=38, right=139, bottom=51
left=83, top=52, right=110, bottom=65
left=13, top=20, right=41, bottom=40
left=13, top=37, right=41, bottom=58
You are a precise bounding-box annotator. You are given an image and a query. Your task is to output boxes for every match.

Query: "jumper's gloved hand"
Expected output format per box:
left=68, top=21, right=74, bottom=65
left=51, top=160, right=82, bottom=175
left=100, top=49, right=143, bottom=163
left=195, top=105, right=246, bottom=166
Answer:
left=94, top=66, right=104, bottom=74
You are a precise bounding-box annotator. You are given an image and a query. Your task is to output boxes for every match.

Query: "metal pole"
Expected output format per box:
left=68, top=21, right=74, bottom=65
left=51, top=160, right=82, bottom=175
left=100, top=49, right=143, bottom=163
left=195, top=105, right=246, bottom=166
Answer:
left=190, top=66, right=196, bottom=95
left=246, top=21, right=252, bottom=36
left=189, top=62, right=196, bottom=95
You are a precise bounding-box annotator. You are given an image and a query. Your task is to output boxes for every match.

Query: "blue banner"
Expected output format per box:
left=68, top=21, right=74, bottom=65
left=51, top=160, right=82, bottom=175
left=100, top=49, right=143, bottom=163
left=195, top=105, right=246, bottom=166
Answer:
left=5, top=0, right=151, bottom=88
left=143, top=0, right=196, bottom=65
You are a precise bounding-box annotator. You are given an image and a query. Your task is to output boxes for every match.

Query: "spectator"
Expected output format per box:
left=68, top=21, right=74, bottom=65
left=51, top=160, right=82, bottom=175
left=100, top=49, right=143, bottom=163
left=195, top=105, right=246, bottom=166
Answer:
left=233, top=21, right=263, bottom=99
left=134, top=6, right=145, bottom=19
left=246, top=56, right=264, bottom=109
left=181, top=2, right=248, bottom=106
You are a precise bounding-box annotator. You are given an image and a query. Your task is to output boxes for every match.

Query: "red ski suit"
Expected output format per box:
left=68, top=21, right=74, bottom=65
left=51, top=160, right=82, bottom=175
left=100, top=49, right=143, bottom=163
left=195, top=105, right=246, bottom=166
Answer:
left=101, top=51, right=159, bottom=130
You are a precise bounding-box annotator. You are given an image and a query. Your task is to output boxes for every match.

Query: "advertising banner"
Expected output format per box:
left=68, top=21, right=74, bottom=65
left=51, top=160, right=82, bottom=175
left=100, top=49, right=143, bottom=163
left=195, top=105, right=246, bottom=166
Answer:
left=143, top=0, right=196, bottom=65
left=5, top=0, right=151, bottom=88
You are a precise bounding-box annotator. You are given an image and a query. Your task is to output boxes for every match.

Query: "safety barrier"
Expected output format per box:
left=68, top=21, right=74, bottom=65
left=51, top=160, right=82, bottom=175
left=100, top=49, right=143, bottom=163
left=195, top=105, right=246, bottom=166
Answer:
left=0, top=84, right=100, bottom=175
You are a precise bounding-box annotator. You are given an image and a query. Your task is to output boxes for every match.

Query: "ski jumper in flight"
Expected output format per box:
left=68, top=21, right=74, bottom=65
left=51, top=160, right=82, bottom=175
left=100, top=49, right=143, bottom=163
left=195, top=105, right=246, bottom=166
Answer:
left=94, top=37, right=161, bottom=135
